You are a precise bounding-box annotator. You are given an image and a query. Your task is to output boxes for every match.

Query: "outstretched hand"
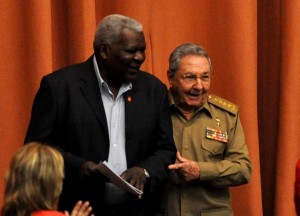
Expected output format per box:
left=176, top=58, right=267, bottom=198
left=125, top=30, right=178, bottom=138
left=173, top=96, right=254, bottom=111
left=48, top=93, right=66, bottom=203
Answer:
left=65, top=200, right=94, bottom=216
left=168, top=151, right=200, bottom=182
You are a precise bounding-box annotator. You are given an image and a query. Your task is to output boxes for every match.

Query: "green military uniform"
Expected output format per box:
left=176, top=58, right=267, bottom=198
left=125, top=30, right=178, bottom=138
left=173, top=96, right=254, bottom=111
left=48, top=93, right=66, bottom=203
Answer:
left=164, top=93, right=252, bottom=216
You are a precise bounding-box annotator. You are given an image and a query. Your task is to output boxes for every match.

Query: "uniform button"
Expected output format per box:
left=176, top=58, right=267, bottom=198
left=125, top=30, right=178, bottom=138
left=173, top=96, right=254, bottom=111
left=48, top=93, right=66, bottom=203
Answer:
left=184, top=146, right=189, bottom=150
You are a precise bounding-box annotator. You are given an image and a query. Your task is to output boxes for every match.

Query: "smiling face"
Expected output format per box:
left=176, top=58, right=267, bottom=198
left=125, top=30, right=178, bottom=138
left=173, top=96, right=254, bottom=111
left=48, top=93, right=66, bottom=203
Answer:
left=103, top=28, right=146, bottom=87
left=168, top=55, right=211, bottom=112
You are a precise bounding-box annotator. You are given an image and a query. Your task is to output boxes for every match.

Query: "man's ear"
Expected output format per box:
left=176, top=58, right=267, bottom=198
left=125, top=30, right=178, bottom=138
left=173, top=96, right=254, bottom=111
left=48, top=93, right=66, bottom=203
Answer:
left=167, top=70, right=174, bottom=86
left=100, top=44, right=109, bottom=59
left=167, top=70, right=172, bottom=80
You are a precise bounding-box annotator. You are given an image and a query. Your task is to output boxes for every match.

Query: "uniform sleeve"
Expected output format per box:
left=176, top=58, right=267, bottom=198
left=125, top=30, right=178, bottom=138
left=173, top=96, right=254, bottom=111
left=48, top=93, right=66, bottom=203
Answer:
left=199, top=115, right=252, bottom=187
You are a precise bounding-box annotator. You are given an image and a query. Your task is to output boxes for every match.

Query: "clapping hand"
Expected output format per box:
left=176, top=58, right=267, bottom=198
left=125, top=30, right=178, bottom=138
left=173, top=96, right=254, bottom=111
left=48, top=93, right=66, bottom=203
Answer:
left=65, top=200, right=94, bottom=216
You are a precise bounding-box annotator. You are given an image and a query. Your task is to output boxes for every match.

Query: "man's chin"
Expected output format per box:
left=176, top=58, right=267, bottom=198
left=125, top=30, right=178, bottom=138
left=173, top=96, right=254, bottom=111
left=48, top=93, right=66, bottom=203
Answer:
left=186, top=101, right=205, bottom=109
left=125, top=72, right=138, bottom=81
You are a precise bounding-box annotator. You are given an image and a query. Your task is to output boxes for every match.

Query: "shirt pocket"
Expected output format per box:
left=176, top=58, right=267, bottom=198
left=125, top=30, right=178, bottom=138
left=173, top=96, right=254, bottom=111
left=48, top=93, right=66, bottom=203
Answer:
left=201, top=138, right=226, bottom=160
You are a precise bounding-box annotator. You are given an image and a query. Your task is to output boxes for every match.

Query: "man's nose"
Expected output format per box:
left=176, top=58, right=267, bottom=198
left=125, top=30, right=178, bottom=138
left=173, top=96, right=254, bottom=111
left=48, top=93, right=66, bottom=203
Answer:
left=193, top=78, right=204, bottom=89
left=134, top=51, right=145, bottom=62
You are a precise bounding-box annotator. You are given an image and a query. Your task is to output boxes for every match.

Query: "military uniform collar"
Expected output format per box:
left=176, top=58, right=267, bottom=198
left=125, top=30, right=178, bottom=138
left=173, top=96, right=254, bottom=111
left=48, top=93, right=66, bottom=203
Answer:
left=168, top=89, right=212, bottom=118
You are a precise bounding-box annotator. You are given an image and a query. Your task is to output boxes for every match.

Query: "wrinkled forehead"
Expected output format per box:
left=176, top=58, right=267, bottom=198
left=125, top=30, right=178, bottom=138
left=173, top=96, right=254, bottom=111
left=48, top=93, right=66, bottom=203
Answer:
left=179, top=55, right=210, bottom=71
left=120, top=28, right=145, bottom=42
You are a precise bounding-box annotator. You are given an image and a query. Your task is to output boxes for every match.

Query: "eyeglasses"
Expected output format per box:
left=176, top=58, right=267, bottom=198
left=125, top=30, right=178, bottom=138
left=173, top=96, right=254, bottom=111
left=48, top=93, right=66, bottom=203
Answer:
left=182, top=73, right=211, bottom=84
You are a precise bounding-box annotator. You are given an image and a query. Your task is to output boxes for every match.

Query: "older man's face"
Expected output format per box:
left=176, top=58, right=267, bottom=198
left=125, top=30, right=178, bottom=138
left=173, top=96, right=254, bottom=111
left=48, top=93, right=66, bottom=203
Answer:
left=106, top=28, right=146, bottom=84
left=169, top=55, right=211, bottom=112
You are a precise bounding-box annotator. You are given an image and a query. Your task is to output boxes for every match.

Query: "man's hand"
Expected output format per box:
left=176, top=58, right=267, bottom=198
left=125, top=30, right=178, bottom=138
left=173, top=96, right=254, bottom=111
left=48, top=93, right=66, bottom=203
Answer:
left=79, top=161, right=100, bottom=178
left=79, top=161, right=108, bottom=182
left=168, top=151, right=200, bottom=182
left=120, top=166, right=147, bottom=199
left=65, top=200, right=94, bottom=216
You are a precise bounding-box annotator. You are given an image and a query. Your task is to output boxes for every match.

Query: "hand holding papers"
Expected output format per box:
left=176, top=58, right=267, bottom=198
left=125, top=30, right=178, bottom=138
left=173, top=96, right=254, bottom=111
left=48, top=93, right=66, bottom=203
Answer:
left=98, top=161, right=143, bottom=196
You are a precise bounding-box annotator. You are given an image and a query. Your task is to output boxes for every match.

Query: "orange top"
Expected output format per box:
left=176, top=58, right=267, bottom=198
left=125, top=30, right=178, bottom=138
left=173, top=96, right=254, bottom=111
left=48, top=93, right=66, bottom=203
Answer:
left=32, top=210, right=65, bottom=216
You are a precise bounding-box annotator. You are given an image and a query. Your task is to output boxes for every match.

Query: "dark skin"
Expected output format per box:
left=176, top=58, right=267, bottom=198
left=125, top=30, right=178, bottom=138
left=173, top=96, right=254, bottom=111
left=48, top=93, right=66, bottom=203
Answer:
left=97, top=28, right=146, bottom=97
left=80, top=28, right=147, bottom=198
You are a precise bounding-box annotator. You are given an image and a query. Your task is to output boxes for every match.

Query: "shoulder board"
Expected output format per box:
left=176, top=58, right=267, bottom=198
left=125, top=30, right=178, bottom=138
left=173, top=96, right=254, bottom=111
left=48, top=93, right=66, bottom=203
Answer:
left=208, top=94, right=239, bottom=115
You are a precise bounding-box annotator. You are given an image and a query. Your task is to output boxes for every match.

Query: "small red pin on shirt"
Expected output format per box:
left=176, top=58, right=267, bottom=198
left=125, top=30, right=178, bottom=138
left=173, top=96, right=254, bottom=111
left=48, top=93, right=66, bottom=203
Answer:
left=127, top=96, right=132, bottom=102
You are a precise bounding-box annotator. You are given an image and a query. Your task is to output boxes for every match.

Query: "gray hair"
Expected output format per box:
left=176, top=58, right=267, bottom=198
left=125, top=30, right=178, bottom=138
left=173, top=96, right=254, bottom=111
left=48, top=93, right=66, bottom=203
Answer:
left=168, top=43, right=212, bottom=78
left=93, top=14, right=143, bottom=53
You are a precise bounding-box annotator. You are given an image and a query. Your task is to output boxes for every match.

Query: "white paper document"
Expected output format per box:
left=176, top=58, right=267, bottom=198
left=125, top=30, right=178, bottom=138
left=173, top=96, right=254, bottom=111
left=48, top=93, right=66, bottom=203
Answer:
left=98, top=161, right=143, bottom=195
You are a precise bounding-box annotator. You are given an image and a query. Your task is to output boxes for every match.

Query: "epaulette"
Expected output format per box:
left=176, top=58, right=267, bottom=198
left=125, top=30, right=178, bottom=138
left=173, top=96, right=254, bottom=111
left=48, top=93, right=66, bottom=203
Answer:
left=208, top=94, right=239, bottom=115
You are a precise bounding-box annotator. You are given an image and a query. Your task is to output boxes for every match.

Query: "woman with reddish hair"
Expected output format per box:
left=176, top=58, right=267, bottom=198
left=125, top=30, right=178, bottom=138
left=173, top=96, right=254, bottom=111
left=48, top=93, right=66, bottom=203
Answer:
left=1, top=142, right=94, bottom=216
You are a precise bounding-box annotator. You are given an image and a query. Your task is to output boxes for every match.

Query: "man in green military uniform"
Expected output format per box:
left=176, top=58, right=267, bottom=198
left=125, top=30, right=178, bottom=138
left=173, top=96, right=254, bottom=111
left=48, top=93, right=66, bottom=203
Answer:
left=163, top=43, right=252, bottom=216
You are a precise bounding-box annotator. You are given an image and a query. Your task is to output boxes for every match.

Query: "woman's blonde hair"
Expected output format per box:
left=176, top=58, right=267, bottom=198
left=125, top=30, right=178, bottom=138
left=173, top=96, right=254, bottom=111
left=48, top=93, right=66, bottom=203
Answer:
left=1, top=142, right=64, bottom=216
